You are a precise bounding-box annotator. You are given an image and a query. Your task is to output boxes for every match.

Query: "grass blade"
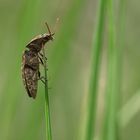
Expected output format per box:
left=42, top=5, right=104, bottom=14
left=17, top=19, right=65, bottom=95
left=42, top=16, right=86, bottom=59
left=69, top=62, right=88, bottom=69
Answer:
left=42, top=47, right=52, bottom=140
left=102, top=0, right=123, bottom=139
left=119, top=90, right=140, bottom=128
left=84, top=0, right=107, bottom=140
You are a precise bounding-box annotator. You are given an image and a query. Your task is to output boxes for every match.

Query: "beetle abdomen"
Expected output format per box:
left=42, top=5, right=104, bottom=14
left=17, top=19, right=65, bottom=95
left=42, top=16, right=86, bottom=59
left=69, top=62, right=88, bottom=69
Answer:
left=22, top=67, right=38, bottom=98
left=22, top=50, right=39, bottom=99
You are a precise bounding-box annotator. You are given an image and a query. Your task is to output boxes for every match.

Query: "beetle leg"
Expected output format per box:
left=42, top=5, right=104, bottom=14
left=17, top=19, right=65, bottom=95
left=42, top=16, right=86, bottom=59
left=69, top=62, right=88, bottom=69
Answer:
left=38, top=55, right=48, bottom=71
left=38, top=71, right=52, bottom=90
left=39, top=52, right=47, bottom=61
left=38, top=71, right=44, bottom=82
left=38, top=71, right=47, bottom=85
left=39, top=78, right=45, bottom=85
left=38, top=55, right=44, bottom=65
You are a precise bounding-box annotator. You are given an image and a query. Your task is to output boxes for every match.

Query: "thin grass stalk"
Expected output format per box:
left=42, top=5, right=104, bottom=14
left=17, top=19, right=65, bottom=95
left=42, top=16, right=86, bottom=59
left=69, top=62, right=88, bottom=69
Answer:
left=84, top=0, right=107, bottom=140
left=102, top=0, right=119, bottom=140
left=42, top=47, right=52, bottom=140
left=116, top=0, right=125, bottom=137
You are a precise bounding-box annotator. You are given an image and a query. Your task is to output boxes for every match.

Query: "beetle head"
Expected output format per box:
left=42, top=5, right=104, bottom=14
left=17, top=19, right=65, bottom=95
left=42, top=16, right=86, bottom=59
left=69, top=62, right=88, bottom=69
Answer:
left=45, top=22, right=54, bottom=41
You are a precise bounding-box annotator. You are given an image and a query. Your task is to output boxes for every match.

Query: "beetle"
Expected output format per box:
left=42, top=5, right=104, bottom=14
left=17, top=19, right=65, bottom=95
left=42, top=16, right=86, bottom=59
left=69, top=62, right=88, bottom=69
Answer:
left=22, top=22, right=54, bottom=99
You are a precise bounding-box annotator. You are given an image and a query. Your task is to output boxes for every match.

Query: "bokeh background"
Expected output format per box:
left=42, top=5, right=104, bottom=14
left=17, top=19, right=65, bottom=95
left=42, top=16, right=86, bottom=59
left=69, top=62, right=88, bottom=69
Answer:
left=0, top=0, right=139, bottom=140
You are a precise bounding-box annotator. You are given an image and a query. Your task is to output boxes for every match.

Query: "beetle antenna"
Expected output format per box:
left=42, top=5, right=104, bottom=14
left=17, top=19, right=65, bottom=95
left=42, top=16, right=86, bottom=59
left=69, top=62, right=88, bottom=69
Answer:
left=53, top=18, right=59, bottom=33
left=45, top=22, right=52, bottom=36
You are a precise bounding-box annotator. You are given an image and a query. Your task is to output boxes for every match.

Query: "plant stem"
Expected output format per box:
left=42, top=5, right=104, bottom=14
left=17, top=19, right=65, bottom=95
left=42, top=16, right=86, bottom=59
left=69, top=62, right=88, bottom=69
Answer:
left=84, top=0, right=107, bottom=140
left=42, top=47, right=52, bottom=140
left=102, top=0, right=118, bottom=140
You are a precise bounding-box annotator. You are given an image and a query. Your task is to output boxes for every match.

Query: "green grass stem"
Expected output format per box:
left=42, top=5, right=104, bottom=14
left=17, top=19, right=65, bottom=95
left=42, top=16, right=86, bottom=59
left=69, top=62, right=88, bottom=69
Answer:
left=102, top=0, right=120, bottom=140
left=84, top=0, right=107, bottom=140
left=42, top=47, right=52, bottom=140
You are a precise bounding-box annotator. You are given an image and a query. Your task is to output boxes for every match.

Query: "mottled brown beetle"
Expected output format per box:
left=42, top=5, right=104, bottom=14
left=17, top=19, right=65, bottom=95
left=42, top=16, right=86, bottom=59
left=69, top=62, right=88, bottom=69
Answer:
left=22, top=22, right=54, bottom=99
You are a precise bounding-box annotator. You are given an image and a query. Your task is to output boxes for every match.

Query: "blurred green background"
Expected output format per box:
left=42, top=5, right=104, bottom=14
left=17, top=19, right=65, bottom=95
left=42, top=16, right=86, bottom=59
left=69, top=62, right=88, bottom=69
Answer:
left=0, top=0, right=140, bottom=140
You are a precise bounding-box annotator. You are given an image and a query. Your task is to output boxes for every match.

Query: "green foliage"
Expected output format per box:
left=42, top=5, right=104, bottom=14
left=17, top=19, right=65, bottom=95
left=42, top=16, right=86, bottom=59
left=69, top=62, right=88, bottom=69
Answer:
left=102, top=0, right=118, bottom=140
left=42, top=47, right=52, bottom=140
left=1, top=0, right=140, bottom=140
left=83, top=0, right=107, bottom=140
